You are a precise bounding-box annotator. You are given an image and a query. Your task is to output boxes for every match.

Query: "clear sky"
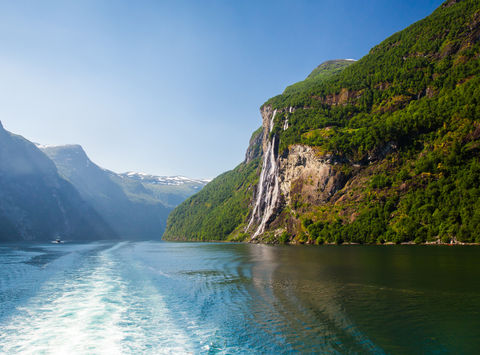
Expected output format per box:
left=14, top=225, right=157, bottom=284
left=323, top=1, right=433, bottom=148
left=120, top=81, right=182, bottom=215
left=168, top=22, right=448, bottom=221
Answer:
left=0, top=0, right=443, bottom=178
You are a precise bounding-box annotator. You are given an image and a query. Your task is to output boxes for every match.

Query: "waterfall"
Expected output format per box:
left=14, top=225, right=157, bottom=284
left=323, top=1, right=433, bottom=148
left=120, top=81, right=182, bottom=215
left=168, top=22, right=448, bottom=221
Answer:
left=284, top=106, right=294, bottom=130
left=246, top=109, right=281, bottom=238
left=268, top=109, right=277, bottom=131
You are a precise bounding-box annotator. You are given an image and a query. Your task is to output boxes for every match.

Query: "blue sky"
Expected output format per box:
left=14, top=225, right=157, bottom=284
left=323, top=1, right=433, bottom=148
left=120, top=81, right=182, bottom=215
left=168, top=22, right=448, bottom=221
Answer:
left=0, top=0, right=443, bottom=178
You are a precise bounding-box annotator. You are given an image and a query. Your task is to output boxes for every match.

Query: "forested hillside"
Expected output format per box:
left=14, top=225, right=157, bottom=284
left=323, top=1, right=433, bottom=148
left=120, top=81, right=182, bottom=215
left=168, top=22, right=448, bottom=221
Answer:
left=163, top=129, right=262, bottom=241
left=165, top=0, right=480, bottom=244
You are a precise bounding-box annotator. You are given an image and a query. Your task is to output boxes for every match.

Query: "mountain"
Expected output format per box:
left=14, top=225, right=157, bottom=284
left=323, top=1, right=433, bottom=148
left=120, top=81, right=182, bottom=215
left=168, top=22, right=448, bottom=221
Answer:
left=117, top=172, right=210, bottom=208
left=0, top=122, right=115, bottom=242
left=41, top=144, right=208, bottom=240
left=164, top=0, right=480, bottom=244
left=163, top=128, right=263, bottom=241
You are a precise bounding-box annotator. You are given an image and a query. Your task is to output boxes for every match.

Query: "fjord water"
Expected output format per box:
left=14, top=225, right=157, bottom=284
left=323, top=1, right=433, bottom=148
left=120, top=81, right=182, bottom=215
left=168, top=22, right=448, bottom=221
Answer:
left=0, top=242, right=479, bottom=354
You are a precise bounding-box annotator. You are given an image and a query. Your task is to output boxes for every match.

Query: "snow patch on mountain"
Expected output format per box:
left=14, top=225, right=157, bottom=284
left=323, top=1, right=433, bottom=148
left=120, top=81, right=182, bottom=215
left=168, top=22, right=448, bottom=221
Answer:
left=121, top=172, right=210, bottom=186
left=36, top=144, right=210, bottom=187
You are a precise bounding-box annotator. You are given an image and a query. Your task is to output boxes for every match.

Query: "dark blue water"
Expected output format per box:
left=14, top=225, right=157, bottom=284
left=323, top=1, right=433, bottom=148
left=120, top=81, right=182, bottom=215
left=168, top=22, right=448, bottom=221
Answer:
left=0, top=242, right=479, bottom=354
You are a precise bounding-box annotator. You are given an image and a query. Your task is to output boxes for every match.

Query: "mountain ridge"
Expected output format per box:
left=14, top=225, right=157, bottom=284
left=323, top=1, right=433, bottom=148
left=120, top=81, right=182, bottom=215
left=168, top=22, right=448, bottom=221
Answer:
left=0, top=122, right=116, bottom=242
left=41, top=144, right=208, bottom=239
left=36, top=144, right=210, bottom=185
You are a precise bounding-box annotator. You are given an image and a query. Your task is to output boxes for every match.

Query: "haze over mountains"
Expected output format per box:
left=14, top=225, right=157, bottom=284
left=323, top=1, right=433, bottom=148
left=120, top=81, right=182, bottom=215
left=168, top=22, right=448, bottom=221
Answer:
left=0, top=122, right=208, bottom=242
left=41, top=144, right=208, bottom=240
left=0, top=122, right=115, bottom=241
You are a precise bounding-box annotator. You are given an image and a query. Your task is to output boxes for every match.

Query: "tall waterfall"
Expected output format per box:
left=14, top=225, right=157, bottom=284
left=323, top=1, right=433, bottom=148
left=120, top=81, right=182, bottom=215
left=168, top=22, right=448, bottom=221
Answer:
left=246, top=109, right=281, bottom=238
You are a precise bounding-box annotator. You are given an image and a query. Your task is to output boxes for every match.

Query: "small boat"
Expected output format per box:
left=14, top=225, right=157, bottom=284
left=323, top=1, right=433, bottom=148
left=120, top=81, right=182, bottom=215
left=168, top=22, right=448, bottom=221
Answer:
left=51, top=237, right=64, bottom=244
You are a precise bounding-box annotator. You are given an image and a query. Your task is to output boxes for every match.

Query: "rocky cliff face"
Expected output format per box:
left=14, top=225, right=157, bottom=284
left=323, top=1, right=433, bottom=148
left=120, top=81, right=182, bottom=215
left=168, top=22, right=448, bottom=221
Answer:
left=278, top=145, right=347, bottom=207
left=246, top=106, right=347, bottom=240
left=244, top=127, right=263, bottom=164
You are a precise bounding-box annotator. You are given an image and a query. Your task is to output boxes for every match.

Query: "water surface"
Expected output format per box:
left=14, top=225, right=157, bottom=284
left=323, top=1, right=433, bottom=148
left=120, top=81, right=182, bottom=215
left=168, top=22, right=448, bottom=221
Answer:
left=0, top=242, right=479, bottom=354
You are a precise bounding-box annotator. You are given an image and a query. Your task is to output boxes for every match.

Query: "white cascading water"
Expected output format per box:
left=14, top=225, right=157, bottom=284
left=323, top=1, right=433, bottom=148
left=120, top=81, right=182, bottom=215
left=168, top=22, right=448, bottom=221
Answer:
left=246, top=109, right=281, bottom=238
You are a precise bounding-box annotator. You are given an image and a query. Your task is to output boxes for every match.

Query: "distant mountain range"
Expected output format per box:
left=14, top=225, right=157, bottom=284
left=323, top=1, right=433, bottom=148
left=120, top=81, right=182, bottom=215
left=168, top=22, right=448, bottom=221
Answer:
left=0, top=123, right=208, bottom=242
left=40, top=144, right=208, bottom=240
left=120, top=172, right=210, bottom=187
left=0, top=122, right=115, bottom=242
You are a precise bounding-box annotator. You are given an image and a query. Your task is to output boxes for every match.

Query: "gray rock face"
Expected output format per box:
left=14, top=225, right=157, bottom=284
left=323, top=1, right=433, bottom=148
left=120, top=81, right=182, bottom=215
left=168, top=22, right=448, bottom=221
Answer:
left=41, top=145, right=208, bottom=240
left=244, top=128, right=263, bottom=164
left=0, top=122, right=116, bottom=242
left=41, top=144, right=170, bottom=240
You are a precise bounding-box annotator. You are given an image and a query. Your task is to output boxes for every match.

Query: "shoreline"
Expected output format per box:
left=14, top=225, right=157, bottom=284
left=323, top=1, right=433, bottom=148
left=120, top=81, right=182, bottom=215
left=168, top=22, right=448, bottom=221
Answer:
left=162, top=238, right=480, bottom=246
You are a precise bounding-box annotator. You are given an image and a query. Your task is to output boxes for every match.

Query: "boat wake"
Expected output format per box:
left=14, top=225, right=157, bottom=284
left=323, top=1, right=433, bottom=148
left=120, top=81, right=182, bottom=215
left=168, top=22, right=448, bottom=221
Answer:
left=0, top=241, right=390, bottom=354
left=0, top=242, right=194, bottom=354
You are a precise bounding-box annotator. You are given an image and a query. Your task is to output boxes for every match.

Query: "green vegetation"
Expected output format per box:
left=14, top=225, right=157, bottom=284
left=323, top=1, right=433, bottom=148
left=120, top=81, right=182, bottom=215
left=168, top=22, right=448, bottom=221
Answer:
left=282, top=59, right=355, bottom=95
left=163, top=129, right=263, bottom=241
left=268, top=0, right=480, bottom=158
left=164, top=0, right=480, bottom=244
left=261, top=0, right=480, bottom=245
left=163, top=159, right=260, bottom=241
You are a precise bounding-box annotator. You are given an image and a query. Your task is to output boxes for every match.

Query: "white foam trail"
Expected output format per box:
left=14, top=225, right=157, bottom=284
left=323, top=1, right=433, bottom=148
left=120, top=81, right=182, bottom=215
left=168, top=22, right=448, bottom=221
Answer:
left=0, top=243, right=194, bottom=355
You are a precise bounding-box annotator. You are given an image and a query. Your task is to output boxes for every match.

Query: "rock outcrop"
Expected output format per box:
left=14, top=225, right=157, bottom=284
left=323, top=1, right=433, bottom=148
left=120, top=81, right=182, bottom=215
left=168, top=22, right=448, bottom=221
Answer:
left=278, top=145, right=347, bottom=207
left=246, top=106, right=347, bottom=240
left=244, top=128, right=263, bottom=164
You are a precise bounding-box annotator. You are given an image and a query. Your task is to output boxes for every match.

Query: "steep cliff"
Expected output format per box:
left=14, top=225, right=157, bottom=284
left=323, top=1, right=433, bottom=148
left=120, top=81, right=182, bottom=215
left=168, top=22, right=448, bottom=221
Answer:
left=165, top=0, right=480, bottom=244
left=244, top=104, right=350, bottom=242
left=0, top=123, right=116, bottom=242
left=248, top=0, right=480, bottom=244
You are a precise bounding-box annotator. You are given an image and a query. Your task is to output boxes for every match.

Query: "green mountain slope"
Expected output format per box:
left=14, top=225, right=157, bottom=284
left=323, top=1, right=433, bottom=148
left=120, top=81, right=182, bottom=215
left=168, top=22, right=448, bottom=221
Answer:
left=163, top=128, right=262, bottom=241
left=165, top=0, right=480, bottom=244
left=283, top=59, right=356, bottom=95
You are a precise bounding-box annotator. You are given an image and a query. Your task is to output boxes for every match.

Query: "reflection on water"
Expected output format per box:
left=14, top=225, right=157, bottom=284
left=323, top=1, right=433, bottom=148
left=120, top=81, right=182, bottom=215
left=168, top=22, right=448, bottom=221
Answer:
left=0, top=242, right=479, bottom=354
